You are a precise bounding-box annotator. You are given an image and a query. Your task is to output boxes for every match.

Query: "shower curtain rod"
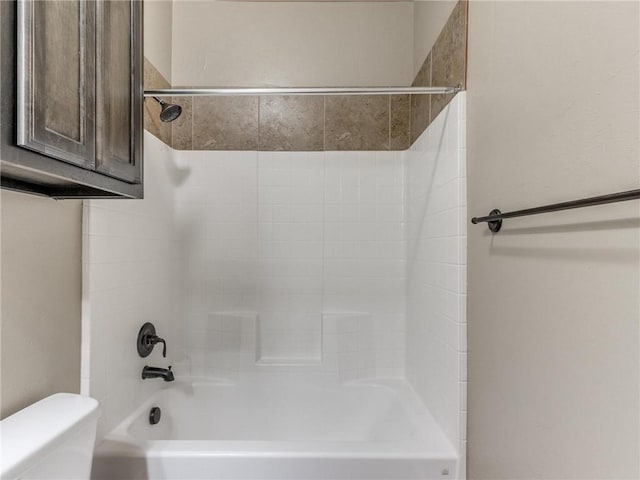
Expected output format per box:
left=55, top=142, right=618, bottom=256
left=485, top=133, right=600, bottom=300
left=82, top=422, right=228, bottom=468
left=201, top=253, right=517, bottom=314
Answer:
left=144, top=86, right=461, bottom=97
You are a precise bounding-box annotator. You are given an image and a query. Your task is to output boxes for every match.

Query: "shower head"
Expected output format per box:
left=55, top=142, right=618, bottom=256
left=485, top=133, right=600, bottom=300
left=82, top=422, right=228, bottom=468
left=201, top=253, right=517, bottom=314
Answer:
left=152, top=96, right=182, bottom=123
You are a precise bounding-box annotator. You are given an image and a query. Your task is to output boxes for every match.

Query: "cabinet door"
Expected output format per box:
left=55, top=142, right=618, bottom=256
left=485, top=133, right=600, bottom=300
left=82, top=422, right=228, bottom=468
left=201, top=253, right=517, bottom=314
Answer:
left=17, top=0, right=96, bottom=168
left=95, top=0, right=142, bottom=183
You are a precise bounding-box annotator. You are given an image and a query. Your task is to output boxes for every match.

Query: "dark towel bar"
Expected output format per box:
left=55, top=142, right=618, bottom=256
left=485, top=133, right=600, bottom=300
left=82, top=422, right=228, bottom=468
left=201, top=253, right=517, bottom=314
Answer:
left=471, top=188, right=640, bottom=233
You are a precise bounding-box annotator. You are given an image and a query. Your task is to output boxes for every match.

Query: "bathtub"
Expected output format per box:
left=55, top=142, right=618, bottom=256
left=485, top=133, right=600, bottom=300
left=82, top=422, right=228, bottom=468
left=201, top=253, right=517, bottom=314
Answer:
left=92, top=377, right=458, bottom=479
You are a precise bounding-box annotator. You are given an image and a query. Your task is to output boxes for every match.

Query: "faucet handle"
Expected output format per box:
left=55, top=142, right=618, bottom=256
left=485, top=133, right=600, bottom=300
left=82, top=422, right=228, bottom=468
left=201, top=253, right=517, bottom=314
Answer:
left=147, top=335, right=167, bottom=357
left=137, top=323, right=168, bottom=358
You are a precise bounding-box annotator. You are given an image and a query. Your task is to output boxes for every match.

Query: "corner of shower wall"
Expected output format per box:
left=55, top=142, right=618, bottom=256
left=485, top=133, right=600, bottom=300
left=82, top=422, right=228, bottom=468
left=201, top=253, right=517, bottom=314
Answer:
left=81, top=132, right=185, bottom=441
left=403, top=92, right=467, bottom=468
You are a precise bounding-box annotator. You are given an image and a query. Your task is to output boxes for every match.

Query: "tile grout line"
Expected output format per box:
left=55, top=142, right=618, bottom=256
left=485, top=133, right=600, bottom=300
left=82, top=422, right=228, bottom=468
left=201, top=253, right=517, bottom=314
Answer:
left=323, top=96, right=326, bottom=151
left=190, top=96, right=194, bottom=150
left=388, top=95, right=391, bottom=151
left=320, top=150, right=326, bottom=363
left=257, top=96, right=261, bottom=151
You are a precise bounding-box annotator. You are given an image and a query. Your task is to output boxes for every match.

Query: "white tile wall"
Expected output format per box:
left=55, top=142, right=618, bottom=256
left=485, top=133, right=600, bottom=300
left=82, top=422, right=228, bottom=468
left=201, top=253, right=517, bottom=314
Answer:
left=405, top=93, right=467, bottom=465
left=173, top=150, right=259, bottom=333
left=323, top=152, right=406, bottom=377
left=82, top=132, right=182, bottom=441
left=322, top=312, right=375, bottom=381
left=189, top=312, right=258, bottom=379
left=257, top=152, right=325, bottom=363
left=188, top=311, right=374, bottom=382
left=175, top=149, right=406, bottom=379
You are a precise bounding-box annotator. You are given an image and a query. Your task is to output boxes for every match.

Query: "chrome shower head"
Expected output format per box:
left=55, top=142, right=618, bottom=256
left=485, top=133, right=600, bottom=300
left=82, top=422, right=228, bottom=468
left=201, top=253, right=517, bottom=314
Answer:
left=152, top=96, right=182, bottom=123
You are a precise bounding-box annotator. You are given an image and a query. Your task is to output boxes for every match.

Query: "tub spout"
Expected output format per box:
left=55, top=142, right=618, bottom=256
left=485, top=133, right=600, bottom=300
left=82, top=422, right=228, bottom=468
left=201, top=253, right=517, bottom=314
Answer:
left=142, top=365, right=174, bottom=382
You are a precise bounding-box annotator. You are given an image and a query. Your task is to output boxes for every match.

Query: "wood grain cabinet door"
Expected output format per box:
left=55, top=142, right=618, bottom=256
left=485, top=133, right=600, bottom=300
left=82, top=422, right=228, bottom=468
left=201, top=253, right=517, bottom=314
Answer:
left=95, top=0, right=142, bottom=183
left=17, top=0, right=96, bottom=168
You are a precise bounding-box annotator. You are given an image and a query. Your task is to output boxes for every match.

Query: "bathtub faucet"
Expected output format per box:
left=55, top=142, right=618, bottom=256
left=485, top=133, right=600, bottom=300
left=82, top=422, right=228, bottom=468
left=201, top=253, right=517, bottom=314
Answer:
left=141, top=365, right=174, bottom=382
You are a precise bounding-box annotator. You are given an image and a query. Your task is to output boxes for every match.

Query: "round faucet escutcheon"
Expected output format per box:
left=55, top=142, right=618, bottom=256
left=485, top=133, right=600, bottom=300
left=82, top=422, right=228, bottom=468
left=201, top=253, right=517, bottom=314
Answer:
left=137, top=322, right=167, bottom=358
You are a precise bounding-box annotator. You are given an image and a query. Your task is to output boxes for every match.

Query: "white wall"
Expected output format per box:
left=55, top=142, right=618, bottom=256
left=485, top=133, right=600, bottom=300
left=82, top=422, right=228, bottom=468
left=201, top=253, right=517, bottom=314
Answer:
left=174, top=149, right=406, bottom=380
left=160, top=0, right=458, bottom=86
left=171, top=1, right=414, bottom=87
left=467, top=2, right=639, bottom=477
left=412, top=0, right=457, bottom=76
left=144, top=0, right=173, bottom=82
left=405, top=94, right=467, bottom=468
left=82, top=132, right=182, bottom=440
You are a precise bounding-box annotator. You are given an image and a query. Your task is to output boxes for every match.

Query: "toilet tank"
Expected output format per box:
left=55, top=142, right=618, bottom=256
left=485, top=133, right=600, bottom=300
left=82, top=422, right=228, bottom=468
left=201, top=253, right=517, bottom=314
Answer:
left=0, top=393, right=100, bottom=480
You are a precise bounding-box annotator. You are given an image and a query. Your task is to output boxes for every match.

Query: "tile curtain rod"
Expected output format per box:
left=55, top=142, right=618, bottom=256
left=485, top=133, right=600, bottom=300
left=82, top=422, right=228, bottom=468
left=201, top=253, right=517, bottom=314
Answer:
left=144, top=86, right=462, bottom=97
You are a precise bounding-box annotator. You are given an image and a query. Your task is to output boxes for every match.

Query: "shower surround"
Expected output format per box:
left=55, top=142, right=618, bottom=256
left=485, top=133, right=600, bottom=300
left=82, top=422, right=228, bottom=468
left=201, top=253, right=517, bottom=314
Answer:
left=78, top=1, right=471, bottom=475
left=83, top=92, right=467, bottom=479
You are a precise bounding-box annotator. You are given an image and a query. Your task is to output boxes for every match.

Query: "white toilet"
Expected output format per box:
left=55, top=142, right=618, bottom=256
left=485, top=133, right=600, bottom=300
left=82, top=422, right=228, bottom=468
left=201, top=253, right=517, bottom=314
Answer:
left=0, top=393, right=100, bottom=479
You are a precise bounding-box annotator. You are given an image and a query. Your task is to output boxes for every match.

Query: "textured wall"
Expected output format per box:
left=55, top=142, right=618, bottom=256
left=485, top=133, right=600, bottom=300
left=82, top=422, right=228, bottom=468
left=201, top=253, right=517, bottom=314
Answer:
left=413, top=0, right=457, bottom=77
left=143, top=0, right=172, bottom=83
left=467, top=2, right=640, bottom=477
left=171, top=1, right=414, bottom=88
left=0, top=191, right=82, bottom=419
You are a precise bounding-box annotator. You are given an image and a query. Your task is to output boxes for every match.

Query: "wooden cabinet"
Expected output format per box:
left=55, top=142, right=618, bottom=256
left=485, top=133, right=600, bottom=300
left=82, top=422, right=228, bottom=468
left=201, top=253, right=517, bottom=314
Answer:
left=95, top=0, right=142, bottom=183
left=1, top=0, right=143, bottom=198
left=17, top=0, right=96, bottom=169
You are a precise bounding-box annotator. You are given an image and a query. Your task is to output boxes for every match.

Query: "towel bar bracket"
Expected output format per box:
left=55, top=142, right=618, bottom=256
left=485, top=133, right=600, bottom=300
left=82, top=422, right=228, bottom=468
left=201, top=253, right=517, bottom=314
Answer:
left=486, top=209, right=502, bottom=233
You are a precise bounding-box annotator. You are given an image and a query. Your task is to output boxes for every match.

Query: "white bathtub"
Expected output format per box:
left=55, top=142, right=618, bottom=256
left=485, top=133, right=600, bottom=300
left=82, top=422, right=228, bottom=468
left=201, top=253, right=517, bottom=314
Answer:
left=92, top=378, right=458, bottom=480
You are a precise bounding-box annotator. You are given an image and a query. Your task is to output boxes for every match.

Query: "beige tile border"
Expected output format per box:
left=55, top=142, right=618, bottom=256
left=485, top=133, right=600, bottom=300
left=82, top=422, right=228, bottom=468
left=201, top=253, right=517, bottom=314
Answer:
left=169, top=94, right=407, bottom=152
left=410, top=0, right=468, bottom=144
left=143, top=58, right=172, bottom=147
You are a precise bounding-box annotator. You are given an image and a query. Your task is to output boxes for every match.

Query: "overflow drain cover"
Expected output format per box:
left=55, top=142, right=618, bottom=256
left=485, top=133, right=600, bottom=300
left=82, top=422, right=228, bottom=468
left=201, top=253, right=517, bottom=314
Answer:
left=149, top=407, right=161, bottom=425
